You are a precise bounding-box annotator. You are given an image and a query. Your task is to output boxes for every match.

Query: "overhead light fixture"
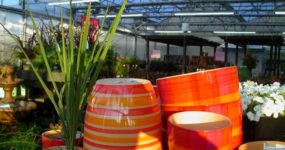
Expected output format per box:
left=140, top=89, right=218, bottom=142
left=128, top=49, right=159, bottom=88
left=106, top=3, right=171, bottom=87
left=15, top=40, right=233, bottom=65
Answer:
left=213, top=31, right=256, bottom=34
left=174, top=11, right=234, bottom=16
left=154, top=30, right=191, bottom=34
left=48, top=0, right=99, bottom=5
left=97, top=13, right=143, bottom=18
left=275, top=11, right=285, bottom=15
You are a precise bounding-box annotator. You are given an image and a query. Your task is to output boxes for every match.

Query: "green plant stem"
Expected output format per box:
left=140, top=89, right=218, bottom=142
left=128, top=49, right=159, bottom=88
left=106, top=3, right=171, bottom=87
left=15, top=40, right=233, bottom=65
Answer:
left=1, top=0, right=127, bottom=149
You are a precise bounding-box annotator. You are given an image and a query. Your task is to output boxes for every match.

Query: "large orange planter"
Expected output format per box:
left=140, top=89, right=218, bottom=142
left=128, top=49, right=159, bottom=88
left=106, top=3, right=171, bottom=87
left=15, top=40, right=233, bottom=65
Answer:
left=157, top=67, right=240, bottom=106
left=83, top=78, right=162, bottom=150
left=157, top=66, right=242, bottom=149
left=168, top=111, right=232, bottom=150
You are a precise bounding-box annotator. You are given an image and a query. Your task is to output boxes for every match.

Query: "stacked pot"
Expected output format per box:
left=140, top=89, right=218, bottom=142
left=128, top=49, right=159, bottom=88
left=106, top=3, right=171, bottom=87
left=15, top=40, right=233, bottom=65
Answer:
left=157, top=66, right=242, bottom=149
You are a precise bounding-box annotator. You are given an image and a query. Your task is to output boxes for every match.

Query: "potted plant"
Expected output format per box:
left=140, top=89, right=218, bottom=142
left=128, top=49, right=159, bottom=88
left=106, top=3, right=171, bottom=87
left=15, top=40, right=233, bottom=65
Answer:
left=240, top=80, right=285, bottom=141
left=1, top=0, right=127, bottom=149
left=242, top=53, right=258, bottom=76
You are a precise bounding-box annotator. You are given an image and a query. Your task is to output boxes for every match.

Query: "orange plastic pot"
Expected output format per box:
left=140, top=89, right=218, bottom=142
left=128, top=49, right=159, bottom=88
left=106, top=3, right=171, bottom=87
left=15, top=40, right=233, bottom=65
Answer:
left=42, top=130, right=65, bottom=149
left=41, top=130, right=83, bottom=149
left=168, top=111, right=232, bottom=150
left=153, top=85, right=160, bottom=104
left=43, top=146, right=82, bottom=150
left=83, top=78, right=162, bottom=150
left=157, top=66, right=242, bottom=149
left=157, top=66, right=240, bottom=106
left=162, top=100, right=243, bottom=138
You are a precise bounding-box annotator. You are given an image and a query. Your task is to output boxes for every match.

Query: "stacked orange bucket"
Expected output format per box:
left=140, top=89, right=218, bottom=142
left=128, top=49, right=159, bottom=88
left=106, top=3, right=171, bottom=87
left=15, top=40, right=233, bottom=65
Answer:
left=157, top=66, right=242, bottom=149
left=168, top=111, right=232, bottom=150
left=83, top=78, right=162, bottom=149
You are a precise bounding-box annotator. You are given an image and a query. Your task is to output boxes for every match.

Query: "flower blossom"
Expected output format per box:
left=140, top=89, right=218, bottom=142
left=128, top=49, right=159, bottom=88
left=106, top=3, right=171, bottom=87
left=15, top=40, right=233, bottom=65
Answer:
left=241, top=81, right=285, bottom=122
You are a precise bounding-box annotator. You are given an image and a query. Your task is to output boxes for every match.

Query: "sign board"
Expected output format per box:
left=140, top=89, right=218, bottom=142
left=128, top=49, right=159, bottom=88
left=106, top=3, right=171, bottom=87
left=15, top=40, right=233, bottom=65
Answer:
left=150, top=50, right=161, bottom=59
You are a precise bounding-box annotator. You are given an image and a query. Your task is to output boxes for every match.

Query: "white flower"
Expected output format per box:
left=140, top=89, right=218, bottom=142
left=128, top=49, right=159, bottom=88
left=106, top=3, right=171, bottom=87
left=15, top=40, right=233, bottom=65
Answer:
left=269, top=82, right=281, bottom=93
left=277, top=86, right=285, bottom=93
left=253, top=96, right=264, bottom=103
left=261, top=98, right=275, bottom=117
left=243, top=80, right=258, bottom=88
left=247, top=111, right=255, bottom=121
left=247, top=111, right=260, bottom=122
left=242, top=101, right=248, bottom=110
left=241, top=81, right=285, bottom=122
left=260, top=85, right=270, bottom=95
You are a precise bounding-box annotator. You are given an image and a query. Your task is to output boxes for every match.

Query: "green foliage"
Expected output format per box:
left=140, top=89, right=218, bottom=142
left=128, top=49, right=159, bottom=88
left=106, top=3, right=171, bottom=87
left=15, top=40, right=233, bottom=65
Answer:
left=238, top=66, right=251, bottom=81
left=115, top=56, right=140, bottom=77
left=31, top=44, right=59, bottom=73
left=280, top=61, right=285, bottom=72
left=0, top=0, right=127, bottom=149
left=99, top=47, right=117, bottom=77
left=0, top=123, right=40, bottom=150
left=149, top=60, right=180, bottom=72
left=243, top=53, right=258, bottom=70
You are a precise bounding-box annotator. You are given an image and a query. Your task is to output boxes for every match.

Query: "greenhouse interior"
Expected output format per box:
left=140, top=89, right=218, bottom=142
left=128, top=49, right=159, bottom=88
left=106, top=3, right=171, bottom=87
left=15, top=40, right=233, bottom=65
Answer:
left=0, top=0, right=285, bottom=149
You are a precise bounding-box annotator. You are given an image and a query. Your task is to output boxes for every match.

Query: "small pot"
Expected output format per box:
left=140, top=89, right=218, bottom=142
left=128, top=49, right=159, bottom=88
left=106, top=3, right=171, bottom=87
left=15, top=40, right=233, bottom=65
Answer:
left=42, top=130, right=65, bottom=149
left=41, top=130, right=83, bottom=149
left=43, top=146, right=82, bottom=150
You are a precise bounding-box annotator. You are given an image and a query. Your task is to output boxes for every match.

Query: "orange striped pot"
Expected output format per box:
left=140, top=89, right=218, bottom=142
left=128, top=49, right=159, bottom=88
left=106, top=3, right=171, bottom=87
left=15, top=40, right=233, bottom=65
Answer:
left=83, top=78, right=162, bottom=150
left=168, top=111, right=232, bottom=150
left=157, top=66, right=242, bottom=149
left=157, top=67, right=240, bottom=106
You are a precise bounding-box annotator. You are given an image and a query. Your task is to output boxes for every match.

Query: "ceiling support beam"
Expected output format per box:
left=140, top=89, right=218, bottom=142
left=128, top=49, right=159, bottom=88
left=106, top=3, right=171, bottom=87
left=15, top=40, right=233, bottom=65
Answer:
left=74, top=0, right=285, bottom=10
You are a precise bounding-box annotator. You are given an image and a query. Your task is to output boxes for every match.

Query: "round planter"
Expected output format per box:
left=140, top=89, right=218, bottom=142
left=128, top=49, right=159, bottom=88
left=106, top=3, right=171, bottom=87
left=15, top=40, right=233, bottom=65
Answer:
left=42, top=130, right=83, bottom=149
left=42, top=130, right=65, bottom=149
left=157, top=66, right=242, bottom=149
left=43, top=146, right=82, bottom=150
left=238, top=141, right=285, bottom=150
left=84, top=78, right=162, bottom=149
left=168, top=111, right=232, bottom=150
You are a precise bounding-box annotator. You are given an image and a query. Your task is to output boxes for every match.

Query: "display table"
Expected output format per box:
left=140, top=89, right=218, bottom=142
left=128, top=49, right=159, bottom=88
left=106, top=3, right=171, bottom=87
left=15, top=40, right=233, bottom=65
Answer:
left=239, top=141, right=285, bottom=150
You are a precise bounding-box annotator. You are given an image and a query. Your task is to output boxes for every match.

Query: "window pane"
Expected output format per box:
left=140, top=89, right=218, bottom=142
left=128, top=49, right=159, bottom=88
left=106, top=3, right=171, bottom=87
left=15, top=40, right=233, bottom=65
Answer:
left=2, top=0, right=22, bottom=9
